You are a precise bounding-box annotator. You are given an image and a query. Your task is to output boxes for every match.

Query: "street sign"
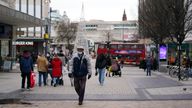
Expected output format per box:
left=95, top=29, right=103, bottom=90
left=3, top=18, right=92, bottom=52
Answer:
left=16, top=31, right=24, bottom=35
left=12, top=41, right=34, bottom=46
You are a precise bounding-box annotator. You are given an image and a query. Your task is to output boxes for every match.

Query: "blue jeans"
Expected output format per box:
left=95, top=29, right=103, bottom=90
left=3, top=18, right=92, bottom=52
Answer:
left=98, top=68, right=105, bottom=85
left=53, top=77, right=59, bottom=85
left=146, top=66, right=151, bottom=76
left=38, top=71, right=47, bottom=86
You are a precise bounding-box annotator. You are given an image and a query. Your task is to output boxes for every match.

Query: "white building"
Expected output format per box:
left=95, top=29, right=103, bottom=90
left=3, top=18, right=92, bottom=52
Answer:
left=49, top=10, right=70, bottom=53
left=83, top=20, right=138, bottom=43
left=50, top=9, right=62, bottom=41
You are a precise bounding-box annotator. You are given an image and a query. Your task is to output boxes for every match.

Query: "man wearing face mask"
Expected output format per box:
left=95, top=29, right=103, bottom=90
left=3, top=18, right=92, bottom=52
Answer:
left=69, top=46, right=92, bottom=105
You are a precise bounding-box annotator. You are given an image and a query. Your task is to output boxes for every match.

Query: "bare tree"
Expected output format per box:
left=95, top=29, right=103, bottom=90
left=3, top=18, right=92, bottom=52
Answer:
left=139, top=0, right=170, bottom=71
left=139, top=0, right=169, bottom=44
left=167, top=0, right=192, bottom=80
left=139, top=0, right=192, bottom=80
left=54, top=21, right=78, bottom=51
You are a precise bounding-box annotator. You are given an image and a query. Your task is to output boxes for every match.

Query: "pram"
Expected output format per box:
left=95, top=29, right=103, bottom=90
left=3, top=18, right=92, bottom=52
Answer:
left=109, top=62, right=122, bottom=77
left=58, top=75, right=64, bottom=85
left=48, top=65, right=64, bottom=86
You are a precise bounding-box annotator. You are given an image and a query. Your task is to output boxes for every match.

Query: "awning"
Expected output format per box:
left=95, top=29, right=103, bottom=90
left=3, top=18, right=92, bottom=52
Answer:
left=0, top=4, right=44, bottom=27
left=183, top=32, right=192, bottom=43
left=16, top=38, right=45, bottom=42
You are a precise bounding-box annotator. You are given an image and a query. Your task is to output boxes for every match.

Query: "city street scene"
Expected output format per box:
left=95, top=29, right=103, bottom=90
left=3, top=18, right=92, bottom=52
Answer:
left=1, top=0, right=192, bottom=108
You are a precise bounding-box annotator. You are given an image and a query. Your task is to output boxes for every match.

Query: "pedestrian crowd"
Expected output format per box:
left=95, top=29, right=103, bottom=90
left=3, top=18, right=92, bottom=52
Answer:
left=19, top=46, right=123, bottom=105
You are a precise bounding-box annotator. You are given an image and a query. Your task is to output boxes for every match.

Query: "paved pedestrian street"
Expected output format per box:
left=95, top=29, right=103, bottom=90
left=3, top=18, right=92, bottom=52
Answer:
left=1, top=100, right=192, bottom=108
left=1, top=61, right=192, bottom=107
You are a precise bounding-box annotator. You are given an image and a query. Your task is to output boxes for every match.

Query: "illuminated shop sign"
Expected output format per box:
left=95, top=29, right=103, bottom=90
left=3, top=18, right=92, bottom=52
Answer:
left=13, top=41, right=34, bottom=46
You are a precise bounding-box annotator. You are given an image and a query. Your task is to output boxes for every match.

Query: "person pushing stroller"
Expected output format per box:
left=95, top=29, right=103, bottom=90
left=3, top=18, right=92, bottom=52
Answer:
left=109, top=59, right=121, bottom=77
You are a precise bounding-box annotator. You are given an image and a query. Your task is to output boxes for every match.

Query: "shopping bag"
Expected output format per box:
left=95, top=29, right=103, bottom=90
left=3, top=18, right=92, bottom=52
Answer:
left=30, top=71, right=36, bottom=88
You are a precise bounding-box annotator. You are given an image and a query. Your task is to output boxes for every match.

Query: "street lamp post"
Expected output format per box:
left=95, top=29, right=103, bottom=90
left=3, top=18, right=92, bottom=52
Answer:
left=44, top=7, right=53, bottom=57
left=44, top=33, right=49, bottom=56
left=106, top=32, right=111, bottom=56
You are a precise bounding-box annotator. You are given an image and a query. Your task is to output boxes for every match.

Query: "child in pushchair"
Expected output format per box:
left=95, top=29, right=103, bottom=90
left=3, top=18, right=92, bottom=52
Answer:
left=109, top=60, right=122, bottom=77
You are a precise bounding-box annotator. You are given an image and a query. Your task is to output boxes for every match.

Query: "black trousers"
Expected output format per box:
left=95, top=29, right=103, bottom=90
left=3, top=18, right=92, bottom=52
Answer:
left=21, top=72, right=31, bottom=89
left=74, top=76, right=87, bottom=103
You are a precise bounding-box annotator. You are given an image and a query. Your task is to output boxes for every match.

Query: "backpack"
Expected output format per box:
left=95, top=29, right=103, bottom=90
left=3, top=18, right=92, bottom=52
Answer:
left=73, top=56, right=88, bottom=77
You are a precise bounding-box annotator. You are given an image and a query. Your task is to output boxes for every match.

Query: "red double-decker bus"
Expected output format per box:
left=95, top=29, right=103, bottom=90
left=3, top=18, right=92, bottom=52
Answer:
left=96, top=42, right=146, bottom=65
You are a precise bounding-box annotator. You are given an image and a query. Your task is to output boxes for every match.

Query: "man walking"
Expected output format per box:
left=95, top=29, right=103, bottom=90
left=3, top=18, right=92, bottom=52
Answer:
left=36, top=53, right=48, bottom=86
left=69, top=46, right=92, bottom=105
left=19, top=50, right=33, bottom=90
left=95, top=53, right=107, bottom=86
left=146, top=55, right=152, bottom=76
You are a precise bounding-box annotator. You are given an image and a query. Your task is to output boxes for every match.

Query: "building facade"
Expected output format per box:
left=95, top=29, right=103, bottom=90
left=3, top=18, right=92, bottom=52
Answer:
left=0, top=0, right=43, bottom=60
left=14, top=0, right=50, bottom=56
left=83, top=20, right=138, bottom=44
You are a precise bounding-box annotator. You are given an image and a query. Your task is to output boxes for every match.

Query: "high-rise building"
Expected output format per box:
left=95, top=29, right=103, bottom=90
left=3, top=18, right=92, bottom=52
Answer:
left=15, top=0, right=50, bottom=55
left=50, top=9, right=62, bottom=43
left=0, top=0, right=43, bottom=60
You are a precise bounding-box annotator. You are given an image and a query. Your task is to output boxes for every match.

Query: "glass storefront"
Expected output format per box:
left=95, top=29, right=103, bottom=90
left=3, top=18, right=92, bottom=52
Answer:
left=168, top=43, right=189, bottom=65
left=1, top=40, right=9, bottom=57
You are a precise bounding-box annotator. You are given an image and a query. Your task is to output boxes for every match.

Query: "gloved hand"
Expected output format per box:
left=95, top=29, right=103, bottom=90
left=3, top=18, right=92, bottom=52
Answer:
left=95, top=71, right=98, bottom=76
left=21, top=73, right=23, bottom=77
left=95, top=68, right=98, bottom=76
left=88, top=75, right=91, bottom=79
left=68, top=73, right=73, bottom=78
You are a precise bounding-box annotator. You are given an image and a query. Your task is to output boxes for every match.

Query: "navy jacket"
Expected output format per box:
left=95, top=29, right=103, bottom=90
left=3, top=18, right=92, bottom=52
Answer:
left=20, top=56, right=33, bottom=73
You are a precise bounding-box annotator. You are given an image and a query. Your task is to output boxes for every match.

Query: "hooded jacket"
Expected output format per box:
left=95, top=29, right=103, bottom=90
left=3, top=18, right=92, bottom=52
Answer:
left=95, top=53, right=107, bottom=69
left=69, top=53, right=92, bottom=77
left=51, top=57, right=62, bottom=77
left=19, top=53, right=33, bottom=73
left=36, top=55, right=48, bottom=72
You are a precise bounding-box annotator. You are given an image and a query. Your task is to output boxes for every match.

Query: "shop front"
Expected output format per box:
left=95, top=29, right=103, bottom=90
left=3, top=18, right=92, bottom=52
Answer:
left=0, top=4, right=44, bottom=70
left=0, top=23, right=12, bottom=58
left=167, top=43, right=189, bottom=65
left=13, top=38, right=45, bottom=62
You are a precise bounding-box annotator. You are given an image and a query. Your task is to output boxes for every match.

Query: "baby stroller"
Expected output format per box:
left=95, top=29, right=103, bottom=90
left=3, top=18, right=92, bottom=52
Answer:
left=109, top=61, right=122, bottom=77
left=58, top=75, right=64, bottom=85
left=48, top=64, right=64, bottom=86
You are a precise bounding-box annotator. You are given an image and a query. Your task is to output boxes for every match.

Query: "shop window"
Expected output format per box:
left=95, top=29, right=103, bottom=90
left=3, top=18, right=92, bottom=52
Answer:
left=1, top=40, right=9, bottom=57
left=28, top=0, right=34, bottom=16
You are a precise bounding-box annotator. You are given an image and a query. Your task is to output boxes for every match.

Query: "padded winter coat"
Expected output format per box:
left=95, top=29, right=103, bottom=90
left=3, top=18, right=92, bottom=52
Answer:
left=51, top=57, right=62, bottom=77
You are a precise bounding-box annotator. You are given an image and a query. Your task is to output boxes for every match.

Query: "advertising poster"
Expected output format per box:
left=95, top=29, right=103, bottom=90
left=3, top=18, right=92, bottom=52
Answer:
left=159, top=44, right=167, bottom=60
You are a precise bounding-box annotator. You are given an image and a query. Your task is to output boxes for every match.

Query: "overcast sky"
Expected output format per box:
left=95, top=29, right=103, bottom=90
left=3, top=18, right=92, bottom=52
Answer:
left=50, top=0, right=138, bottom=21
